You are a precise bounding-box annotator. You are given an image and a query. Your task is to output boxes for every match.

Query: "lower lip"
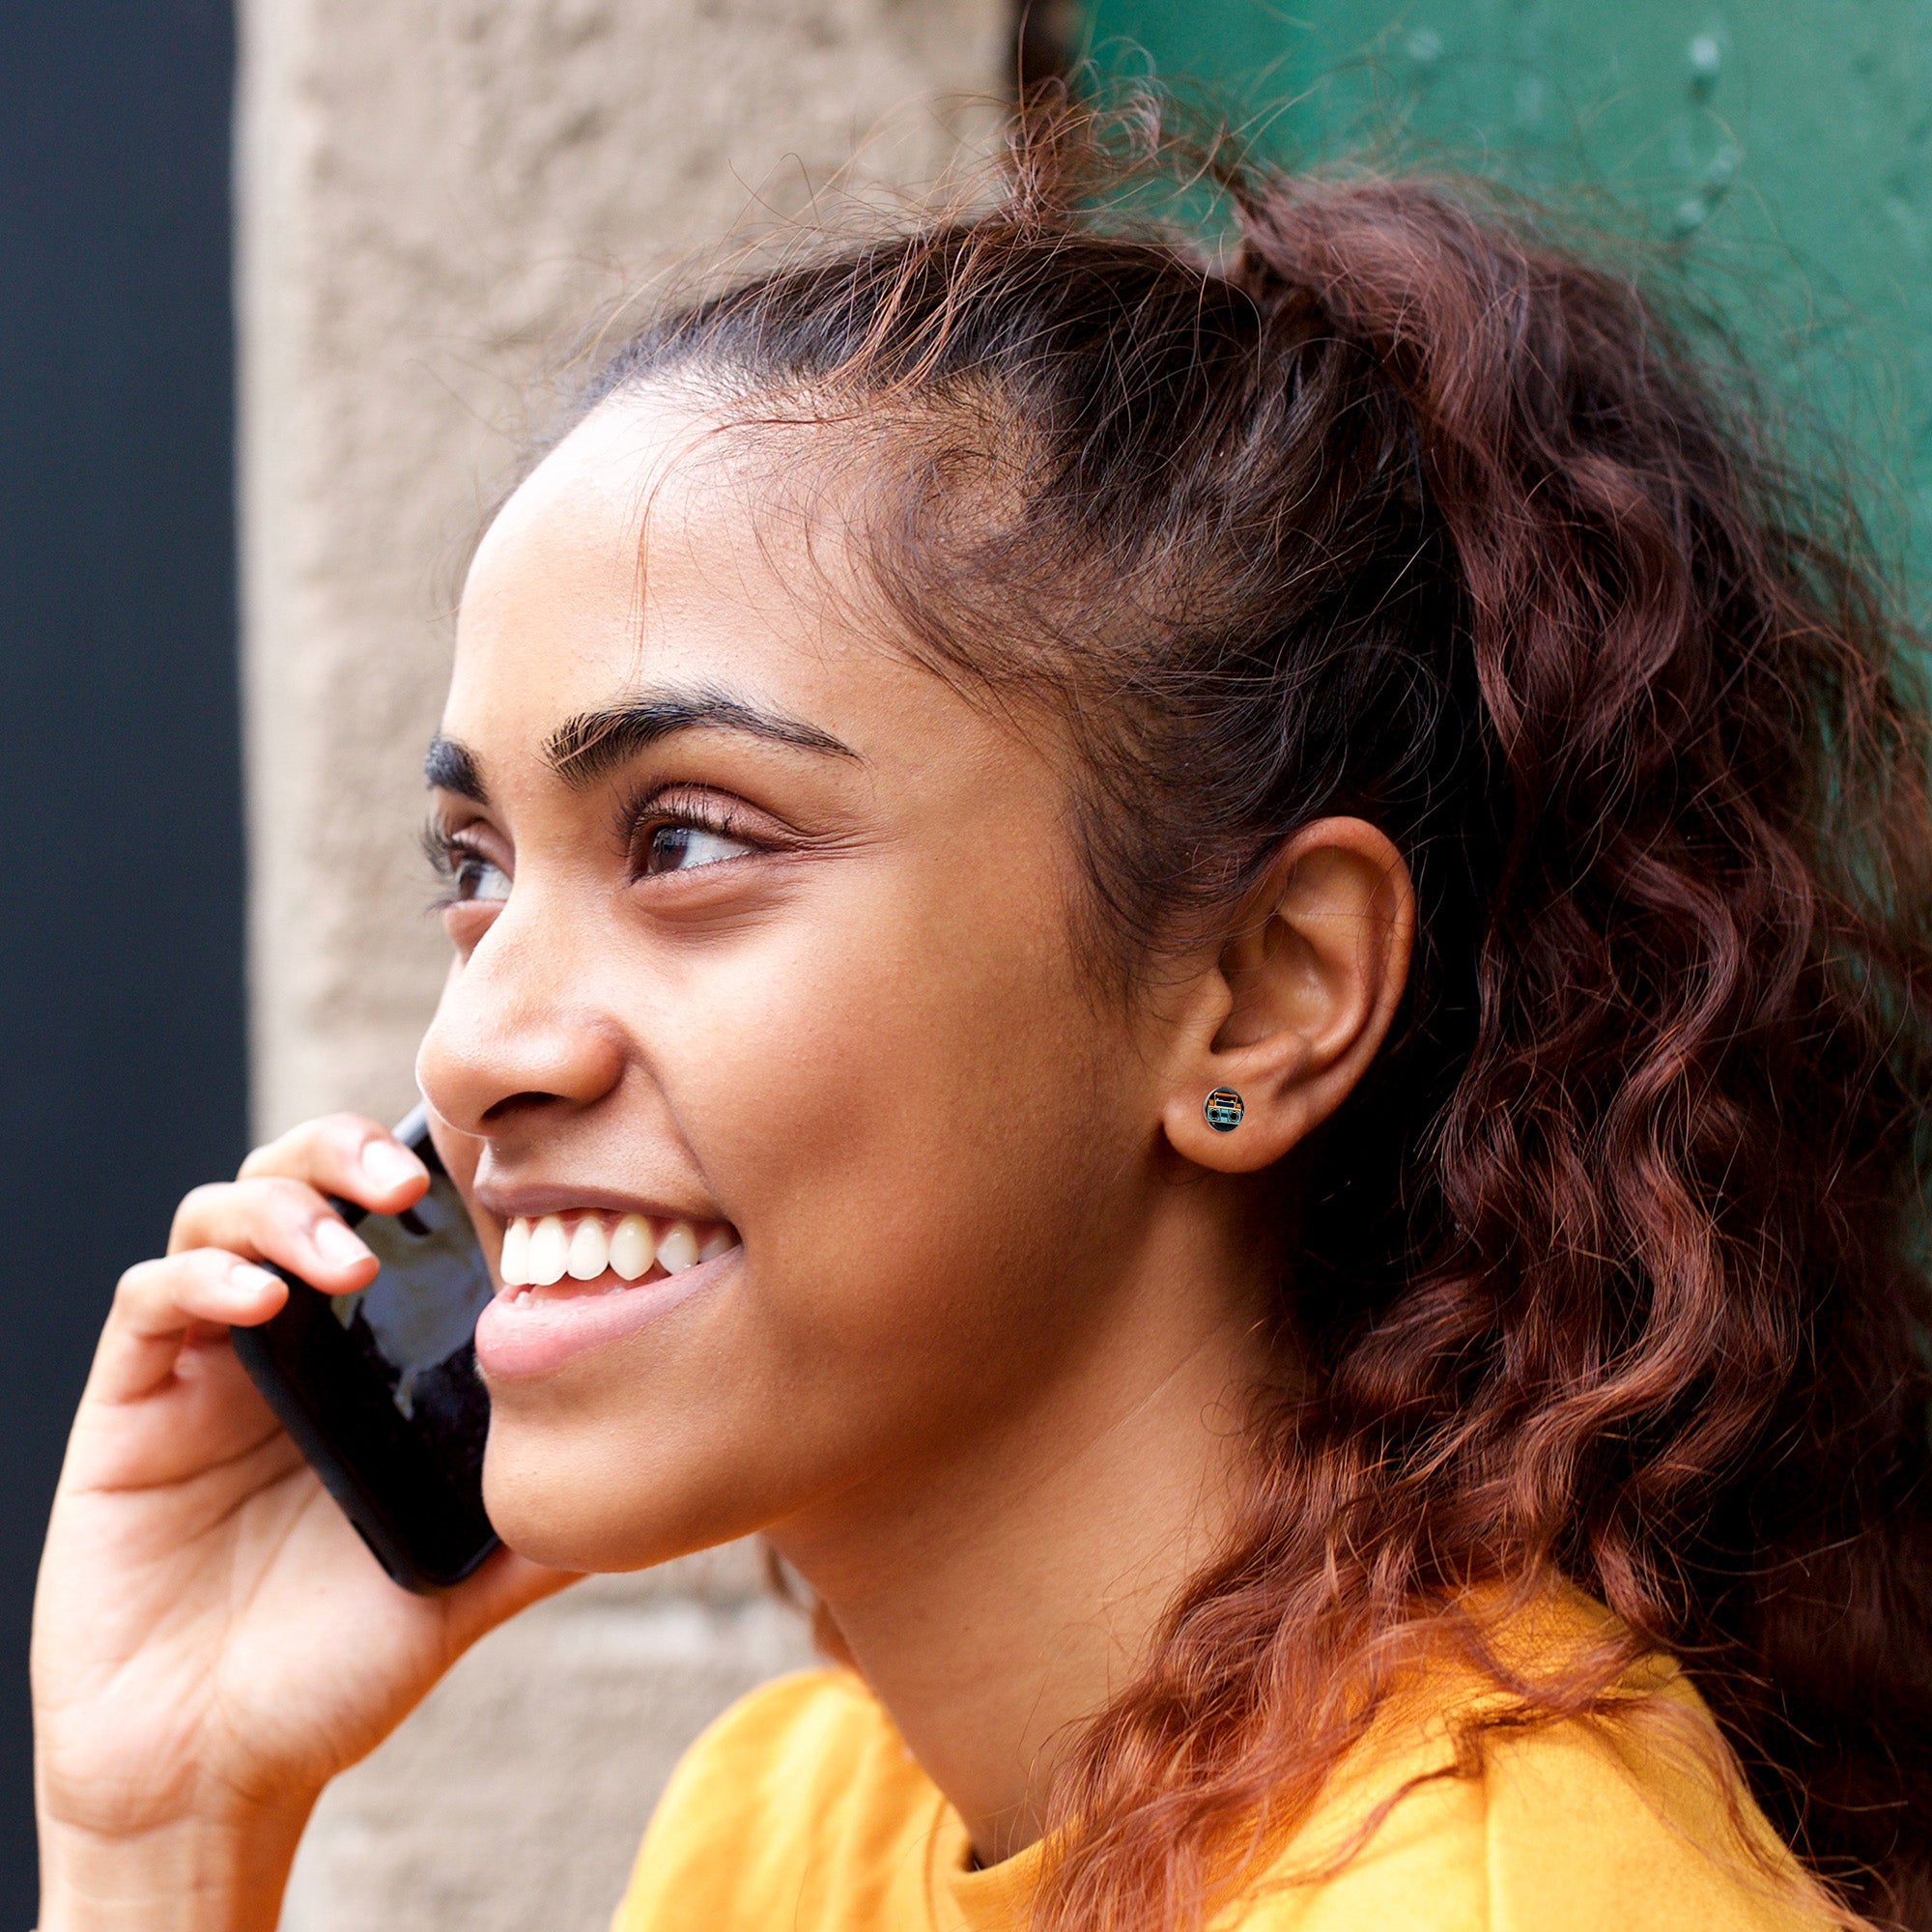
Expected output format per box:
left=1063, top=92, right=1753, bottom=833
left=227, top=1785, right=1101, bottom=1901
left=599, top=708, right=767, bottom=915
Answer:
left=473, top=1254, right=734, bottom=1379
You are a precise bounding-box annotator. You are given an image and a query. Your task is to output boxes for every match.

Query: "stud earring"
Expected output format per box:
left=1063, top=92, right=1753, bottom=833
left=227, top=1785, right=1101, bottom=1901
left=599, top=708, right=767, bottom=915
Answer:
left=1204, top=1087, right=1245, bottom=1133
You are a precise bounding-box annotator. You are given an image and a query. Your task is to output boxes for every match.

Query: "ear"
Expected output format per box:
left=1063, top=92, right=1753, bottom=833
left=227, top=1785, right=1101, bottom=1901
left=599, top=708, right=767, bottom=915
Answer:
left=1161, top=819, right=1415, bottom=1174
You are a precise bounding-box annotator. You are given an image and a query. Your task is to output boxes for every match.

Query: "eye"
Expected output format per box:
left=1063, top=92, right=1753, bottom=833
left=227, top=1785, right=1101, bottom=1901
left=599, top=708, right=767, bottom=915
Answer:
left=643, top=822, right=754, bottom=875
left=428, top=828, right=510, bottom=905
left=452, top=851, right=512, bottom=902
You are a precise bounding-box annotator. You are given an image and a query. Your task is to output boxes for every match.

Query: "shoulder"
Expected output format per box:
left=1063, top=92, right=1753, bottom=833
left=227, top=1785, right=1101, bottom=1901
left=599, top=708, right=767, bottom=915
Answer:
left=611, top=1669, right=939, bottom=1932
left=645, top=1665, right=894, bottom=1804
left=1239, top=1662, right=1837, bottom=1932
left=1470, top=1678, right=1836, bottom=1932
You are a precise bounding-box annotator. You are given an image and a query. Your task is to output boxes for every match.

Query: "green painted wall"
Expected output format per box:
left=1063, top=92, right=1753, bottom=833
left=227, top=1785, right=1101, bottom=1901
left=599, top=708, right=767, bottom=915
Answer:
left=1076, top=0, right=1932, bottom=590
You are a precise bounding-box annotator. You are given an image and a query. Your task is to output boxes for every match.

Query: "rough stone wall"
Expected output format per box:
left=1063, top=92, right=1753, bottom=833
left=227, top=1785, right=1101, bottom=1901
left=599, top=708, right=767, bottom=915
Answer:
left=279, top=1553, right=812, bottom=1930
left=241, top=0, right=1007, bottom=1138
left=238, top=2, right=1005, bottom=1923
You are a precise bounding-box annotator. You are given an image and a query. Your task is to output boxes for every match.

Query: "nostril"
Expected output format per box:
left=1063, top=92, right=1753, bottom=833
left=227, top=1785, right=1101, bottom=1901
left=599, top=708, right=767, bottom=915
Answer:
left=480, top=1089, right=570, bottom=1125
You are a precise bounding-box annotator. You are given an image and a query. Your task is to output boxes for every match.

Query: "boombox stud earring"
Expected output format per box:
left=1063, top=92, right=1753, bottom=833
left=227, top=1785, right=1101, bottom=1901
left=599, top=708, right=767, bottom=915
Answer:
left=1204, top=1087, right=1245, bottom=1132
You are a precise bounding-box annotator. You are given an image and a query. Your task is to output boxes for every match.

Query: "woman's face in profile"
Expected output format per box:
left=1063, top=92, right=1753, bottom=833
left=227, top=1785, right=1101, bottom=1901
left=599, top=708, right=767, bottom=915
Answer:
left=417, top=391, right=1191, bottom=1576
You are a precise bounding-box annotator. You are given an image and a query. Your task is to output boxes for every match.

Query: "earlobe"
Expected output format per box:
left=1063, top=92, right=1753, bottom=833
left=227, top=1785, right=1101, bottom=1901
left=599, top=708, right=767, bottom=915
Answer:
left=1161, top=820, right=1414, bottom=1175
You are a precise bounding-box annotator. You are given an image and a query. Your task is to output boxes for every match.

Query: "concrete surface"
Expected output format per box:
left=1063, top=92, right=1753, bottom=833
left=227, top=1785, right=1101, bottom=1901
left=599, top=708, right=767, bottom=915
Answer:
left=241, top=0, right=1006, bottom=1138
left=279, top=1550, right=817, bottom=1931
left=238, top=2, right=1003, bottom=1921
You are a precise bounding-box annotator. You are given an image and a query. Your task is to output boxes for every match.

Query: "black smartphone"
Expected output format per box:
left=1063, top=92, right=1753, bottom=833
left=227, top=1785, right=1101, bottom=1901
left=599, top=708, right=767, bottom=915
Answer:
left=231, top=1104, right=499, bottom=1592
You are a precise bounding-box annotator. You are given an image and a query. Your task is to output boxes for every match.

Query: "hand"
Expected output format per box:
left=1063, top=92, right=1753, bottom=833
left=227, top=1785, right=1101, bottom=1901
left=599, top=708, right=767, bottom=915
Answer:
left=33, top=1114, right=576, bottom=1931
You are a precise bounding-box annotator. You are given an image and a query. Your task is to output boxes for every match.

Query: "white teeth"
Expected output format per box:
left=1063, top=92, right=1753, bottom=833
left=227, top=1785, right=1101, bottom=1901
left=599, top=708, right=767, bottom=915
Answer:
left=657, top=1221, right=699, bottom=1274
left=500, top=1209, right=731, bottom=1289
left=499, top=1216, right=532, bottom=1287
left=566, top=1216, right=611, bottom=1280
left=610, top=1213, right=655, bottom=1281
left=527, top=1213, right=569, bottom=1287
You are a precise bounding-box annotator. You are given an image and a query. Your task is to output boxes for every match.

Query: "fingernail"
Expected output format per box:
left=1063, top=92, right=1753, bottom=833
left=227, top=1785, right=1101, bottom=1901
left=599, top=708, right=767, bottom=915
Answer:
left=312, top=1218, right=372, bottom=1269
left=361, top=1139, right=425, bottom=1190
left=225, top=1262, right=279, bottom=1298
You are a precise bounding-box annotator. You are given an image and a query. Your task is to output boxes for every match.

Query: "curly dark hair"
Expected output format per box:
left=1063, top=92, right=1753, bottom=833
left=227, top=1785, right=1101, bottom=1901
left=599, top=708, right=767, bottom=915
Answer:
left=581, top=101, right=1932, bottom=1932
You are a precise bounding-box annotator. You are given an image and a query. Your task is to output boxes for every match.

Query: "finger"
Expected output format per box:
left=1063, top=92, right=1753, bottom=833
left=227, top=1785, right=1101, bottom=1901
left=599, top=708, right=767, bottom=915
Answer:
left=169, top=1176, right=379, bottom=1291
left=237, top=1112, right=429, bottom=1216
left=68, top=1335, right=291, bottom=1491
left=87, top=1249, right=288, bottom=1406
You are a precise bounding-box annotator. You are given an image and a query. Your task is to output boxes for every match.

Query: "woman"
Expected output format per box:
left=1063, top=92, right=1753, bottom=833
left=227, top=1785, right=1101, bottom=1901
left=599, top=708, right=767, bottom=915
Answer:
left=32, top=113, right=1932, bottom=1932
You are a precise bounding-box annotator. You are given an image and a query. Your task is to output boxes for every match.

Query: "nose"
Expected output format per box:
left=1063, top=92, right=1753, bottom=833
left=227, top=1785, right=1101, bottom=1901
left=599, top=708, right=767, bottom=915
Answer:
left=416, top=896, right=629, bottom=1138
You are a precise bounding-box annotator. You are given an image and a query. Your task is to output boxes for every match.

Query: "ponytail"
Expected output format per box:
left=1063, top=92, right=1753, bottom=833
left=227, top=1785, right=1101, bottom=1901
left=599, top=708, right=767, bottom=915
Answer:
left=597, top=105, right=1932, bottom=1930
left=1221, top=170, right=1932, bottom=1926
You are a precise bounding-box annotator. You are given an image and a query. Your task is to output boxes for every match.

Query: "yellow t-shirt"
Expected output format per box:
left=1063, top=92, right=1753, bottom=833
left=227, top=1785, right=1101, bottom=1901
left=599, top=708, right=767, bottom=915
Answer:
left=611, top=1641, right=1834, bottom=1932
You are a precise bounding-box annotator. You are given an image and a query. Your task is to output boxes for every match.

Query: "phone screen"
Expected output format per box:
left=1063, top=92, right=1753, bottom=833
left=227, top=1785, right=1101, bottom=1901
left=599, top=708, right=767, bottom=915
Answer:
left=232, top=1106, right=500, bottom=1592
left=330, top=1167, right=494, bottom=1493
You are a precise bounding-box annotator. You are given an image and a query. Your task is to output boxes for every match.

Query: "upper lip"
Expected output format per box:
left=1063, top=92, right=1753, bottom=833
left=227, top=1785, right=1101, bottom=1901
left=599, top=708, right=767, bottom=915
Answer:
left=471, top=1180, right=724, bottom=1225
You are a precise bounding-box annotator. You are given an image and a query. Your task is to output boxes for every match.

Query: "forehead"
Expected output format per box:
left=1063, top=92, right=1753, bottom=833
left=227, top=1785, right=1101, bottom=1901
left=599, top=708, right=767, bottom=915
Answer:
left=438, top=389, right=1067, bottom=820
left=450, top=392, right=854, bottom=720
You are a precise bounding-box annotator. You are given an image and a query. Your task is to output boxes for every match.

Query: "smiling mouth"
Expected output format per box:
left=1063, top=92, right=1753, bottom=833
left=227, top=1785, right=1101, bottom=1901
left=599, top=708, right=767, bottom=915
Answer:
left=497, top=1210, right=739, bottom=1302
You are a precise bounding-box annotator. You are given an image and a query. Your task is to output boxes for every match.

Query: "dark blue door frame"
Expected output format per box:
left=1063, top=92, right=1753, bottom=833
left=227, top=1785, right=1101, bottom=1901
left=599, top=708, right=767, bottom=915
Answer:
left=0, top=0, right=246, bottom=1909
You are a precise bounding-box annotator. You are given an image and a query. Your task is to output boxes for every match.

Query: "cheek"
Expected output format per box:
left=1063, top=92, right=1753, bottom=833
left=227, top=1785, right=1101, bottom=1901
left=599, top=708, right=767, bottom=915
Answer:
left=480, top=857, right=1151, bottom=1571
left=689, top=871, right=1141, bottom=1407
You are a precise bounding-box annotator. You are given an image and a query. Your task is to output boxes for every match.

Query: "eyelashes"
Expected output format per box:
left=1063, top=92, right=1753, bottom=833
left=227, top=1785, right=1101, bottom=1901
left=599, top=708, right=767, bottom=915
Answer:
left=422, top=822, right=465, bottom=906
left=421, top=785, right=777, bottom=910
left=423, top=824, right=511, bottom=907
left=613, top=784, right=768, bottom=879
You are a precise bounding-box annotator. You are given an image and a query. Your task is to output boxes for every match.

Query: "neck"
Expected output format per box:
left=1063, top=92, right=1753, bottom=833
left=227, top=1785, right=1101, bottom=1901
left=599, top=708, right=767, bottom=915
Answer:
left=770, top=1213, right=1270, bottom=1865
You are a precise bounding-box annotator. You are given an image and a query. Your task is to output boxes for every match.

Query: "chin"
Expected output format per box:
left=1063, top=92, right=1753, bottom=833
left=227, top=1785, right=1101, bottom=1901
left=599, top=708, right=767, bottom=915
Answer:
left=481, top=1437, right=659, bottom=1572
left=478, top=1424, right=761, bottom=1575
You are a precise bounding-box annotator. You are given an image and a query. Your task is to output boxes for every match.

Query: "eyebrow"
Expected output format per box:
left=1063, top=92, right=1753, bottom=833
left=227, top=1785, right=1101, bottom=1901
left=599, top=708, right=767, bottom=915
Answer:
left=424, top=734, right=488, bottom=803
left=542, top=685, right=860, bottom=789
